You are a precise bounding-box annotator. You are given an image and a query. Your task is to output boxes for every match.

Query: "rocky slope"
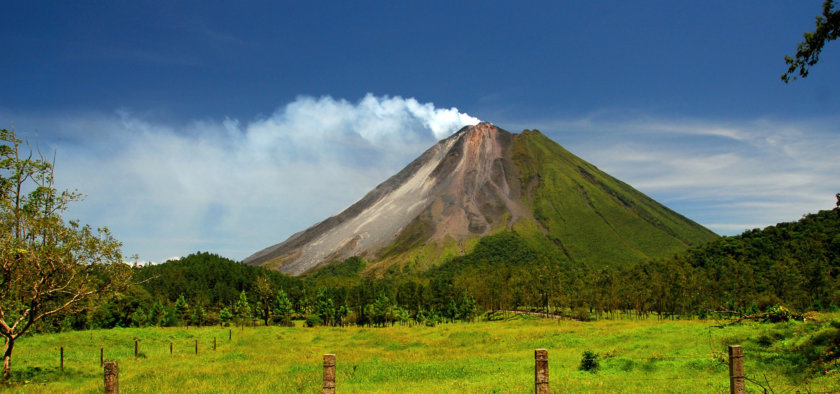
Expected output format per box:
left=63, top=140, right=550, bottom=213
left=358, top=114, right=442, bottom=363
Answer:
left=244, top=122, right=717, bottom=275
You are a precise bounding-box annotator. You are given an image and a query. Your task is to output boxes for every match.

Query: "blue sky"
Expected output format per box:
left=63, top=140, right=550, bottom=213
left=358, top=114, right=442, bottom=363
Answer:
left=2, top=1, right=838, bottom=263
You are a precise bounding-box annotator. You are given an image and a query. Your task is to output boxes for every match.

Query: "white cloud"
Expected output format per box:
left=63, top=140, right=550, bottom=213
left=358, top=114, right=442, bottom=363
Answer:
left=525, top=114, right=840, bottom=235
left=3, top=94, right=479, bottom=263
left=4, top=100, right=836, bottom=262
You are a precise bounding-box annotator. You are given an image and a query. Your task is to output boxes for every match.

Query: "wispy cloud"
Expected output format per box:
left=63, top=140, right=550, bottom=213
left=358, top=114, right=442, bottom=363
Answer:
left=522, top=114, right=840, bottom=235
left=1, top=94, right=479, bottom=263
left=3, top=99, right=835, bottom=262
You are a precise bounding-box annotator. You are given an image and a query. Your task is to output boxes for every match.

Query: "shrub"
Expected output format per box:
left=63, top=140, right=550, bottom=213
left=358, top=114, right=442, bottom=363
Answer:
left=764, top=305, right=792, bottom=323
left=579, top=350, right=600, bottom=372
left=571, top=308, right=591, bottom=322
left=305, top=315, right=323, bottom=327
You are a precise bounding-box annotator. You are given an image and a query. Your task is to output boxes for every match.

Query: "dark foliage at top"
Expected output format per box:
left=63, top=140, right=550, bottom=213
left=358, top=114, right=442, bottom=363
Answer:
left=133, top=252, right=300, bottom=307
left=782, top=0, right=840, bottom=82
left=305, top=256, right=366, bottom=283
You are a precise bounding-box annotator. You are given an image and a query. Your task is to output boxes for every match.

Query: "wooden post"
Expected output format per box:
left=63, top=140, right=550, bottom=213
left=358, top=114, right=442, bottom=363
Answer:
left=134, top=340, right=138, bottom=359
left=729, top=345, right=745, bottom=394
left=229, top=329, right=231, bottom=341
left=214, top=337, right=217, bottom=351
left=535, top=349, right=548, bottom=394
left=104, top=361, right=119, bottom=393
left=60, top=346, right=64, bottom=372
left=195, top=340, right=198, bottom=355
left=323, top=354, right=336, bottom=394
left=170, top=342, right=173, bottom=355
left=100, top=347, right=104, bottom=367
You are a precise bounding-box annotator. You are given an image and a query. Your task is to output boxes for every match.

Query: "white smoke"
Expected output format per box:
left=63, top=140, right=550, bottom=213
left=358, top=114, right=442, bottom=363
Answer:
left=17, top=94, right=480, bottom=263
left=239, top=94, right=479, bottom=156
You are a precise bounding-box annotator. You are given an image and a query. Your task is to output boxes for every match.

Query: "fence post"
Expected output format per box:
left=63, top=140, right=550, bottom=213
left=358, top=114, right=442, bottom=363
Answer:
left=104, top=361, right=119, bottom=393
left=60, top=346, right=64, bottom=372
left=729, top=345, right=745, bottom=394
left=535, top=349, right=549, bottom=394
left=195, top=340, right=198, bottom=355
left=100, top=347, right=104, bottom=367
left=134, top=340, right=138, bottom=359
left=323, top=354, right=336, bottom=394
left=229, top=329, right=231, bottom=341
left=214, top=337, right=217, bottom=351
left=170, top=342, right=173, bottom=355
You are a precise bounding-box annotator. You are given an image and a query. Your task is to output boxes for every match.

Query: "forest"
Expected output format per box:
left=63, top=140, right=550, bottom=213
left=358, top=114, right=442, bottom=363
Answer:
left=31, top=205, right=840, bottom=332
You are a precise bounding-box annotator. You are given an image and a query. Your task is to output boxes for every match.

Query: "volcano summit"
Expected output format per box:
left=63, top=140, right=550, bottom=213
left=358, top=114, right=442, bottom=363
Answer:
left=244, top=122, right=716, bottom=275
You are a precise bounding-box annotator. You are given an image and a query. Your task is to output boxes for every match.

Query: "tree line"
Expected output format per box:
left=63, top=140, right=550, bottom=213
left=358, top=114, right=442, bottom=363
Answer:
left=429, top=207, right=840, bottom=320
left=25, top=205, right=839, bottom=333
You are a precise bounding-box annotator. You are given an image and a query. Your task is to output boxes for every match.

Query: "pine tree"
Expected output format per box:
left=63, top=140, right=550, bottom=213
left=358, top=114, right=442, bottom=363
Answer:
left=131, top=307, right=148, bottom=328
left=148, top=301, right=166, bottom=327
left=219, top=307, right=233, bottom=326
left=234, top=290, right=252, bottom=326
left=191, top=304, right=206, bottom=327
left=174, top=294, right=190, bottom=325
left=274, top=289, right=293, bottom=326
left=459, top=294, right=477, bottom=322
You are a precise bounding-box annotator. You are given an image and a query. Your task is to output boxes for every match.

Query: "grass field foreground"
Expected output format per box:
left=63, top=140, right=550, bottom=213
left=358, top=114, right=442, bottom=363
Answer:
left=5, top=315, right=840, bottom=393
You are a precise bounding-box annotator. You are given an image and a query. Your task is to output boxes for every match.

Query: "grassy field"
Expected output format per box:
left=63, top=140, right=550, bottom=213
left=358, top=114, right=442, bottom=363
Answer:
left=5, top=315, right=840, bottom=393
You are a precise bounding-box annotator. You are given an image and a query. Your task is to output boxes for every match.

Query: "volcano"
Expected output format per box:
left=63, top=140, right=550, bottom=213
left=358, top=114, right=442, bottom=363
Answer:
left=244, top=122, right=716, bottom=275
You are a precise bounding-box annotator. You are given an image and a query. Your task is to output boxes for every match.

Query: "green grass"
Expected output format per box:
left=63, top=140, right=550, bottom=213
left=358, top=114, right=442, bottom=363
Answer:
left=5, top=317, right=840, bottom=393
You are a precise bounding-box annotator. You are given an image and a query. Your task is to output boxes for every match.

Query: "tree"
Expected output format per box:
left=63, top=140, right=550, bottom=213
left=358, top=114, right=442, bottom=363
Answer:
left=174, top=294, right=190, bottom=325
left=445, top=299, right=458, bottom=323
left=148, top=300, right=166, bottom=326
left=233, top=290, right=252, bottom=326
left=372, top=292, right=392, bottom=327
left=219, top=307, right=233, bottom=326
left=313, top=289, right=335, bottom=326
left=190, top=304, right=206, bottom=327
left=0, top=129, right=129, bottom=377
left=273, top=289, right=293, bottom=326
left=130, top=306, right=148, bottom=327
left=782, top=0, right=840, bottom=82
left=253, top=276, right=275, bottom=326
left=459, top=294, right=477, bottom=322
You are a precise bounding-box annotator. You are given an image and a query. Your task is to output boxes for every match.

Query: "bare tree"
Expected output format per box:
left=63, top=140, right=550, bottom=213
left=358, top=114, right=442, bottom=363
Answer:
left=0, top=128, right=129, bottom=378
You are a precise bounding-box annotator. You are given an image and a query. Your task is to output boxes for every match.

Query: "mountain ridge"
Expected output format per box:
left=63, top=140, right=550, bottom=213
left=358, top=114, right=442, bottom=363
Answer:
left=244, top=122, right=717, bottom=275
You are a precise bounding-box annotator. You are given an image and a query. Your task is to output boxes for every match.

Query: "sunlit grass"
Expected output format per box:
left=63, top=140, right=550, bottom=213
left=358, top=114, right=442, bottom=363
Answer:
left=5, top=316, right=840, bottom=393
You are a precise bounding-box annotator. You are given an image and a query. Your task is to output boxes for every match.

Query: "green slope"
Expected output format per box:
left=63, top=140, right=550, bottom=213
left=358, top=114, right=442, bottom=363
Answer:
left=511, top=129, right=717, bottom=267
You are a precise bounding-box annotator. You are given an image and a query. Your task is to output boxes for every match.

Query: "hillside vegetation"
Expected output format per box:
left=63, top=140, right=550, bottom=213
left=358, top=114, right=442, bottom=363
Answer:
left=29, top=206, right=840, bottom=334
left=425, top=206, right=840, bottom=317
left=676, top=206, right=840, bottom=311
left=512, top=129, right=717, bottom=267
